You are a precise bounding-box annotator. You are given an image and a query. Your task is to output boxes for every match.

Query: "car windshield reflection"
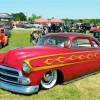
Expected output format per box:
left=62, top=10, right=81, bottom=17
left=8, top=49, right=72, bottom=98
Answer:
left=37, top=36, right=70, bottom=47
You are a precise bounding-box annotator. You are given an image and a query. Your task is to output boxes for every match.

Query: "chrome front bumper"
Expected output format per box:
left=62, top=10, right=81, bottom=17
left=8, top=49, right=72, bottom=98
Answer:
left=0, top=80, right=39, bottom=94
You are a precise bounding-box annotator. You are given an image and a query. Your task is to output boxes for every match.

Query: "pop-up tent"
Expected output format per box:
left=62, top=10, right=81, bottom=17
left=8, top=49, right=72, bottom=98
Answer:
left=34, top=18, right=48, bottom=23
left=49, top=18, right=64, bottom=23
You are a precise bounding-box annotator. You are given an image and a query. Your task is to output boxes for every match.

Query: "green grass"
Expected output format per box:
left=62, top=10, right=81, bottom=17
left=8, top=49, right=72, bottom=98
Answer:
left=0, top=74, right=100, bottom=100
left=0, top=30, right=100, bottom=100
left=0, top=30, right=32, bottom=52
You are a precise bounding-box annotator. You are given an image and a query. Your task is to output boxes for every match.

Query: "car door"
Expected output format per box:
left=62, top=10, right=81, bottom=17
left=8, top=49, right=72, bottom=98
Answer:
left=71, top=38, right=100, bottom=78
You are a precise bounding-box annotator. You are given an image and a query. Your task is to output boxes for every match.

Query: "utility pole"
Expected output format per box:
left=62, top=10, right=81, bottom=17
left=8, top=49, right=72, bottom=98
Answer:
left=26, top=12, right=27, bottom=21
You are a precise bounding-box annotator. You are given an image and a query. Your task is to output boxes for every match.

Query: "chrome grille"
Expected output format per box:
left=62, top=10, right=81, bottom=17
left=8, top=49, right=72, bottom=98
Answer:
left=0, top=67, right=19, bottom=76
left=0, top=65, right=23, bottom=85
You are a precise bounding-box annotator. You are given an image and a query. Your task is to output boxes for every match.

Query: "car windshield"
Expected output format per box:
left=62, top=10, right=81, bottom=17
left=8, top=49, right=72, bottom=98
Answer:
left=37, top=36, right=70, bottom=47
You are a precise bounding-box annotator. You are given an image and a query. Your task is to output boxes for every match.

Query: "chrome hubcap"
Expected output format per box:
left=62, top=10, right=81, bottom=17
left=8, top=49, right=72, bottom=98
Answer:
left=43, top=74, right=51, bottom=82
left=42, top=71, right=53, bottom=82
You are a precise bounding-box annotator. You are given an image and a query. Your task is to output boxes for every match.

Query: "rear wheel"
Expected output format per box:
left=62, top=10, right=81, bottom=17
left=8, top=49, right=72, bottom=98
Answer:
left=40, top=70, right=57, bottom=89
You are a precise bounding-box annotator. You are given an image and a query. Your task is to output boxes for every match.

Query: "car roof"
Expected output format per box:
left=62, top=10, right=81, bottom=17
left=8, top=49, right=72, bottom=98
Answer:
left=43, top=32, right=92, bottom=39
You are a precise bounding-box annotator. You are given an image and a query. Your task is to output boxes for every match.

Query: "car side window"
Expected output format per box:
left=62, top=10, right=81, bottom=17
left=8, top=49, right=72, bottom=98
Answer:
left=72, top=40, right=79, bottom=47
left=37, top=36, right=70, bottom=47
left=72, top=38, right=92, bottom=48
left=92, top=40, right=99, bottom=47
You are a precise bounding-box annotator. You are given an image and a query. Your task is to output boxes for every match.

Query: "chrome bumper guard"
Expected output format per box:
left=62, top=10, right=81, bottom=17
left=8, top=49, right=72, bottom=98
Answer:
left=0, top=80, right=39, bottom=94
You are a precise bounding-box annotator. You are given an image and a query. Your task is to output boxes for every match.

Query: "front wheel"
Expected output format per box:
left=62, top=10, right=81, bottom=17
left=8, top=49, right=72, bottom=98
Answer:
left=40, top=70, right=57, bottom=89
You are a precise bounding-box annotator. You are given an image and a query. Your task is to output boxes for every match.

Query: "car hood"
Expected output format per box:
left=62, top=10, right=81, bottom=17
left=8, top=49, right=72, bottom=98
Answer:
left=0, top=45, right=69, bottom=70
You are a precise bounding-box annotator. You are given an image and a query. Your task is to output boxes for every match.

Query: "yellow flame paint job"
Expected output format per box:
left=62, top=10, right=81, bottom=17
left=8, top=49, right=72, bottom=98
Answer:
left=23, top=51, right=100, bottom=73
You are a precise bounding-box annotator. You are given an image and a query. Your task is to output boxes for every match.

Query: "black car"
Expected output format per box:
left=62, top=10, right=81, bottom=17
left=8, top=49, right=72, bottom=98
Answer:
left=83, top=23, right=91, bottom=30
left=93, top=31, right=100, bottom=41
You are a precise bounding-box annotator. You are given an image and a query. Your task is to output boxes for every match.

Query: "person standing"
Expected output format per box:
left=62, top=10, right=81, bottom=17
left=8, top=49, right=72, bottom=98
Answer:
left=43, top=27, right=48, bottom=35
left=38, top=27, right=43, bottom=39
left=51, top=23, right=56, bottom=32
left=30, top=30, right=39, bottom=45
left=47, top=22, right=51, bottom=32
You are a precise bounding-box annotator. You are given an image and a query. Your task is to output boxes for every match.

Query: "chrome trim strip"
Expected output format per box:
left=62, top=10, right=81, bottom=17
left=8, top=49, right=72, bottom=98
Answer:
left=0, top=80, right=39, bottom=94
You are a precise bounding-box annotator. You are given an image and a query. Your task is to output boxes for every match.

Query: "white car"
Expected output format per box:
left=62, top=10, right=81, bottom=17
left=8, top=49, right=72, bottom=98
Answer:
left=32, top=23, right=43, bottom=28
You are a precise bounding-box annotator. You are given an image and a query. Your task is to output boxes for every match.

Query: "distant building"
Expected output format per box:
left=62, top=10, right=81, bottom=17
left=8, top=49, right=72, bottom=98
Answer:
left=0, top=13, right=13, bottom=29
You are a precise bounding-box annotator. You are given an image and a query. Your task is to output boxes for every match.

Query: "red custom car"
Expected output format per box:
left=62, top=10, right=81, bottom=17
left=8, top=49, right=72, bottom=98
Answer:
left=0, top=33, right=100, bottom=94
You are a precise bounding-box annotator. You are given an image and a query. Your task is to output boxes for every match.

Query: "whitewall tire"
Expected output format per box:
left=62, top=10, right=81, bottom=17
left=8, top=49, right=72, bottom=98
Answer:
left=40, top=70, right=57, bottom=89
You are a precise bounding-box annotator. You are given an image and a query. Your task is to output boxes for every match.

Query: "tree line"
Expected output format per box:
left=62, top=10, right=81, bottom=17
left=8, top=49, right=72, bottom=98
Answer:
left=11, top=12, right=100, bottom=25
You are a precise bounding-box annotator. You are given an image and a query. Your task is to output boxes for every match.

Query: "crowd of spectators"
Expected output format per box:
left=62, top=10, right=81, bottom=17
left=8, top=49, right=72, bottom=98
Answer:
left=30, top=21, right=90, bottom=45
left=30, top=26, right=48, bottom=45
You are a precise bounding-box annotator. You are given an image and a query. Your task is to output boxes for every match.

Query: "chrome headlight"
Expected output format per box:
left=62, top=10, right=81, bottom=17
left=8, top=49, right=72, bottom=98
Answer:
left=22, top=62, right=30, bottom=74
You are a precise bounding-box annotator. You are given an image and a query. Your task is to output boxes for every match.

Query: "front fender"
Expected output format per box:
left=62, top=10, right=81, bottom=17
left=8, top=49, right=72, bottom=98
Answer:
left=0, top=52, right=5, bottom=63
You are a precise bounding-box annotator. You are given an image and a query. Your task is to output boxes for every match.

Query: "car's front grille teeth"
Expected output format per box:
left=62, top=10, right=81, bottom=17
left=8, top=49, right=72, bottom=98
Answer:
left=0, top=67, right=19, bottom=76
left=0, top=65, right=22, bottom=85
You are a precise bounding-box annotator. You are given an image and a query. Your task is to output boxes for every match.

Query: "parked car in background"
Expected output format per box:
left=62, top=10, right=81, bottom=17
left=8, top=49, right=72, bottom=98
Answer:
left=16, top=22, right=24, bottom=28
left=0, top=33, right=100, bottom=94
left=30, top=22, right=42, bottom=28
left=93, top=30, right=100, bottom=41
left=33, top=23, right=42, bottom=28
left=4, top=28, right=11, bottom=38
left=0, top=28, right=9, bottom=49
left=23, top=22, right=33, bottom=28
left=89, top=26, right=100, bottom=33
left=82, top=23, right=91, bottom=30
left=16, top=22, right=33, bottom=28
left=0, top=23, right=11, bottom=38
